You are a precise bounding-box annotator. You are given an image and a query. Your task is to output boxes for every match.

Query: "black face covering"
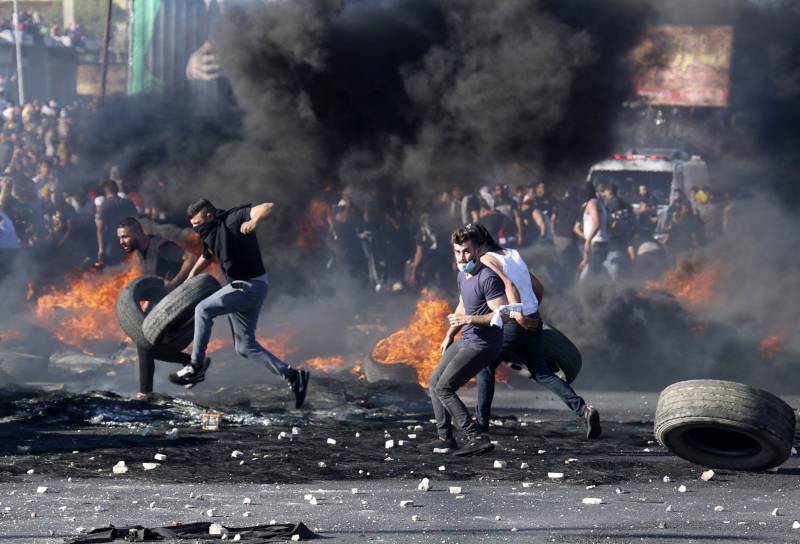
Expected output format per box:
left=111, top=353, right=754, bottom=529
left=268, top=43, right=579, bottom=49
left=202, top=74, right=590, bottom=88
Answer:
left=193, top=219, right=219, bottom=240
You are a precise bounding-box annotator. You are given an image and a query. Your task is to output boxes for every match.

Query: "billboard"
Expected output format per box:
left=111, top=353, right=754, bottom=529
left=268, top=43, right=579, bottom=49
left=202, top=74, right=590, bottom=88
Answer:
left=631, top=25, right=733, bottom=108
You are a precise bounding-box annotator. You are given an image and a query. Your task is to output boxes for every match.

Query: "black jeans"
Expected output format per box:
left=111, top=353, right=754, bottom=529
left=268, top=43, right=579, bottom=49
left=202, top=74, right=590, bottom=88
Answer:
left=429, top=340, right=500, bottom=439
left=137, top=346, right=192, bottom=394
left=475, top=318, right=586, bottom=428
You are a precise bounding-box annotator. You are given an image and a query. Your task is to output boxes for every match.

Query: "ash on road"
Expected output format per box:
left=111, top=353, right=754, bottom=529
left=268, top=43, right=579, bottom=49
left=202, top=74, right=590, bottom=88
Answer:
left=1, top=383, right=799, bottom=543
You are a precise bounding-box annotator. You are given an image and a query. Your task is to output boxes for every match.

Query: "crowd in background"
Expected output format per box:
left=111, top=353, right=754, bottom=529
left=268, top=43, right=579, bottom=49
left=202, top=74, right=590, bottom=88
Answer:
left=0, top=95, right=740, bottom=296
left=0, top=9, right=86, bottom=48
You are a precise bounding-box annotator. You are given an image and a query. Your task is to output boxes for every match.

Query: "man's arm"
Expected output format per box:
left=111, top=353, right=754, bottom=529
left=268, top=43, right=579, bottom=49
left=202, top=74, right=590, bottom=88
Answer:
left=580, top=200, right=600, bottom=268
left=447, top=293, right=509, bottom=328
left=441, top=296, right=465, bottom=353
left=187, top=253, right=211, bottom=279
left=95, top=219, right=104, bottom=259
left=241, top=202, right=275, bottom=235
left=164, top=251, right=198, bottom=290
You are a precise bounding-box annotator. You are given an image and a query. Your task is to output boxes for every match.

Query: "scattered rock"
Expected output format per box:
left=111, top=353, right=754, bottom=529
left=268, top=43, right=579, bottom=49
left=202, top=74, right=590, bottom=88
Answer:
left=317, top=462, right=326, bottom=468
left=537, top=450, right=546, bottom=454
left=714, top=505, right=724, bottom=512
left=438, top=465, right=446, bottom=471
left=165, top=428, right=179, bottom=440
left=36, top=486, right=48, bottom=494
left=209, top=523, right=227, bottom=535
left=449, top=487, right=462, bottom=495
left=495, top=515, right=501, bottom=521
left=205, top=509, right=215, bottom=517
left=351, top=488, right=358, bottom=494
left=666, top=505, right=673, bottom=512
left=142, top=463, right=159, bottom=471
left=547, top=472, right=564, bottom=479
left=581, top=498, right=602, bottom=505
left=493, top=460, right=507, bottom=469
left=411, top=515, right=421, bottom=522
left=662, top=476, right=671, bottom=483
left=520, top=462, right=529, bottom=469
left=678, top=485, right=687, bottom=493
left=26, top=469, right=34, bottom=475
left=149, top=502, right=156, bottom=509
left=792, top=521, right=800, bottom=530
left=141, top=426, right=155, bottom=437
left=417, top=478, right=431, bottom=492
left=112, top=461, right=128, bottom=475
left=326, top=438, right=337, bottom=445
left=433, top=448, right=449, bottom=454
left=385, top=440, right=395, bottom=449
left=700, top=470, right=715, bottom=481
left=522, top=482, right=533, bottom=488
left=309, top=497, right=319, bottom=505
left=291, top=427, right=301, bottom=435
left=243, top=512, right=251, bottom=517
left=771, top=508, right=780, bottom=516
left=399, top=500, right=414, bottom=508
left=154, top=454, right=167, bottom=462
left=231, top=450, right=244, bottom=458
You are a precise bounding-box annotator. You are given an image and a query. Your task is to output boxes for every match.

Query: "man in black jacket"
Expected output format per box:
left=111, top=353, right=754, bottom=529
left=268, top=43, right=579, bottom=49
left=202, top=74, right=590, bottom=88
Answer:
left=170, top=199, right=310, bottom=408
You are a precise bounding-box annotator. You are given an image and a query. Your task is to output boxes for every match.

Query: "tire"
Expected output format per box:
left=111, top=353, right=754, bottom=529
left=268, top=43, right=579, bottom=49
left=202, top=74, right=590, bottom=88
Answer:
left=142, top=274, right=221, bottom=346
left=116, top=276, right=193, bottom=351
left=654, top=380, right=796, bottom=471
left=542, top=327, right=582, bottom=384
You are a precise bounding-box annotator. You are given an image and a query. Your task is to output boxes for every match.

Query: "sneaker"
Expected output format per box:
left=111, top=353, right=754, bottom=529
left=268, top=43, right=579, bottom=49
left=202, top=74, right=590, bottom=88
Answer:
left=290, top=369, right=310, bottom=409
left=424, top=435, right=457, bottom=453
left=168, top=357, right=210, bottom=389
left=453, top=435, right=494, bottom=457
left=584, top=405, right=602, bottom=439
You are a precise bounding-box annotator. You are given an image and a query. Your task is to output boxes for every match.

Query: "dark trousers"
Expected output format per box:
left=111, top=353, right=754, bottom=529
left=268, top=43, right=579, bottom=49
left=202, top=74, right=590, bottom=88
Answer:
left=429, top=340, right=500, bottom=439
left=475, top=319, right=586, bottom=427
left=137, top=346, right=191, bottom=394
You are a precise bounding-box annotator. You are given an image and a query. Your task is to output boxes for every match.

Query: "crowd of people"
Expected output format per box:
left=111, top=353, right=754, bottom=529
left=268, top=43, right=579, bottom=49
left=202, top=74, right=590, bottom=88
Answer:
left=0, top=9, right=87, bottom=48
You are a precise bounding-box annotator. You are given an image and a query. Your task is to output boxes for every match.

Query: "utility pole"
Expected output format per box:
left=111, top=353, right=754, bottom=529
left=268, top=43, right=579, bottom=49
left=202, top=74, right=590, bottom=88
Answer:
left=100, top=0, right=113, bottom=104
left=12, top=0, right=25, bottom=104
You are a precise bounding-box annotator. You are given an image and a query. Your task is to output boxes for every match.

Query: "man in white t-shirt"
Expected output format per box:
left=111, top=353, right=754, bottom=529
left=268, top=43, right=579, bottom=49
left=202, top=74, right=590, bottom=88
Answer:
left=0, top=208, right=19, bottom=282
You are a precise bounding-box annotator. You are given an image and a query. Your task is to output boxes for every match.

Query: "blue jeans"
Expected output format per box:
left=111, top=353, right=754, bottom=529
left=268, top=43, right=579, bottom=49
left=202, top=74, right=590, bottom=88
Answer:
left=191, top=275, right=293, bottom=381
left=476, top=319, right=586, bottom=428
left=603, top=248, right=627, bottom=281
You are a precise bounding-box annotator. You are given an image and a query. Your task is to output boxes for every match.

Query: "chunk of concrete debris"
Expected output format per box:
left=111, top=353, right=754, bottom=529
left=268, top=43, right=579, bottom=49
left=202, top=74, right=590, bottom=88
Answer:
left=537, top=450, right=546, bottom=455
left=26, top=469, right=34, bottom=475
left=209, top=523, right=227, bottom=536
left=411, top=515, right=421, bottom=522
left=678, top=485, right=687, bottom=493
left=399, top=500, right=414, bottom=508
left=154, top=454, right=167, bottom=462
left=700, top=470, right=715, bottom=481
left=449, top=487, right=462, bottom=495
left=493, top=460, right=507, bottom=469
left=292, top=427, right=301, bottom=435
left=565, top=458, right=579, bottom=464
left=165, top=428, right=179, bottom=440
left=433, top=448, right=449, bottom=454
left=317, top=462, right=327, bottom=468
left=714, top=505, right=724, bottom=512
left=206, top=509, right=216, bottom=517
left=112, top=461, right=128, bottom=474
left=141, top=426, right=154, bottom=437
left=231, top=450, right=244, bottom=458
left=243, top=497, right=252, bottom=504
left=408, top=434, right=417, bottom=439
left=520, top=462, right=529, bottom=469
left=581, top=498, right=602, bottom=505
left=291, top=535, right=301, bottom=541
left=438, top=465, right=446, bottom=471
left=278, top=432, right=288, bottom=440
left=233, top=535, right=241, bottom=541
left=495, top=515, right=501, bottom=521
left=547, top=472, right=564, bottom=479
left=149, top=502, right=156, bottom=509
left=309, top=497, right=319, bottom=505
left=792, top=521, right=800, bottom=529
left=326, top=438, right=337, bottom=445
left=385, top=440, right=395, bottom=449
left=142, top=463, right=160, bottom=471
left=351, top=488, right=358, bottom=494
left=522, top=482, right=533, bottom=488
left=662, top=476, right=671, bottom=483
left=417, top=478, right=431, bottom=491
left=36, top=486, right=48, bottom=494
left=771, top=508, right=780, bottom=516
left=243, top=512, right=251, bottom=517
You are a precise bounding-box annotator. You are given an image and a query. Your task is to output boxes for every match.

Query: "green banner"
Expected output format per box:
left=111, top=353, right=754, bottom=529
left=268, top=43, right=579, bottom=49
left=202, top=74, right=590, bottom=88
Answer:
left=128, top=0, right=161, bottom=94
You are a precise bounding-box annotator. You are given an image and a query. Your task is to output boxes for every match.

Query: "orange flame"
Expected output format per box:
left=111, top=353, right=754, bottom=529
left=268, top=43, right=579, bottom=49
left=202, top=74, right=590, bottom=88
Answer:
left=302, top=355, right=346, bottom=371
left=372, top=289, right=451, bottom=387
left=0, top=329, right=22, bottom=342
left=758, top=335, right=785, bottom=360
left=644, top=257, right=724, bottom=308
left=206, top=328, right=298, bottom=360
left=31, top=262, right=141, bottom=351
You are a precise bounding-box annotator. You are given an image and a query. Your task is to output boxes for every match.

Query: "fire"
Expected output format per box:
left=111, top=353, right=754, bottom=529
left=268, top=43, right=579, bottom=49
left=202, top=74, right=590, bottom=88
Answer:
left=758, top=335, right=785, bottom=360
left=31, top=262, right=141, bottom=350
left=0, top=329, right=22, bottom=342
left=207, top=327, right=298, bottom=360
left=372, top=289, right=451, bottom=387
left=302, top=355, right=346, bottom=371
left=643, top=257, right=725, bottom=308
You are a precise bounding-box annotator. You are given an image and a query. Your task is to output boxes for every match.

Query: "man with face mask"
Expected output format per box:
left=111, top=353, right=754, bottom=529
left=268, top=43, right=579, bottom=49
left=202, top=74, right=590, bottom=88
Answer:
left=427, top=224, right=508, bottom=457
left=172, top=199, right=310, bottom=409
left=117, top=217, right=197, bottom=398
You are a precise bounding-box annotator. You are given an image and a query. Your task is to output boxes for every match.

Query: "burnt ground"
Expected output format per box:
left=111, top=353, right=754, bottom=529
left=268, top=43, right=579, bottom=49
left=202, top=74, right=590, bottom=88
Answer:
left=0, top=382, right=799, bottom=543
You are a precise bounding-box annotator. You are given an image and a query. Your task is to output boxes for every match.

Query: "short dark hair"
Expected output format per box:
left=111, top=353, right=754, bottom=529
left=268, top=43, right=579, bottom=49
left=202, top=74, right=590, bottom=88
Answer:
left=102, top=180, right=119, bottom=194
left=605, top=183, right=618, bottom=196
left=451, top=224, right=484, bottom=246
left=187, top=198, right=216, bottom=217
left=117, top=216, right=143, bottom=233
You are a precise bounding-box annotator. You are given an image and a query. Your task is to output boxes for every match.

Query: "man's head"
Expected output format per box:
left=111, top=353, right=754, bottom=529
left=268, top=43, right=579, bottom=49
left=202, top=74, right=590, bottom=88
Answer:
left=534, top=181, right=546, bottom=198
left=639, top=184, right=649, bottom=197
left=117, top=216, right=147, bottom=253
left=451, top=224, right=485, bottom=274
left=102, top=179, right=119, bottom=197
left=478, top=203, right=492, bottom=217
left=187, top=198, right=217, bottom=228
left=492, top=183, right=505, bottom=198
left=601, top=183, right=618, bottom=201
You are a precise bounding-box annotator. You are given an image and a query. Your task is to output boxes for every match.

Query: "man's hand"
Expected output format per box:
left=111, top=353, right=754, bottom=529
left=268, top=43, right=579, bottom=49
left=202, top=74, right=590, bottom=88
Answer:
left=440, top=335, right=454, bottom=355
left=185, top=41, right=220, bottom=81
left=240, top=219, right=257, bottom=235
left=513, top=312, right=540, bottom=331
left=447, top=313, right=471, bottom=327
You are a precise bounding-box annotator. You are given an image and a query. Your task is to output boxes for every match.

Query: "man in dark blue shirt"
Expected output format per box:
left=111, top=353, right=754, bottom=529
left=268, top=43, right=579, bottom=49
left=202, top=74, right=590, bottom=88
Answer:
left=168, top=198, right=309, bottom=409
left=428, top=224, right=508, bottom=457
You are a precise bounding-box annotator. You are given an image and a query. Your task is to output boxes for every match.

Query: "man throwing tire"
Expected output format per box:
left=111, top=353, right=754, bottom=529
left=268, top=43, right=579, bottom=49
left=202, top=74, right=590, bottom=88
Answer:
left=169, top=199, right=310, bottom=408
left=117, top=217, right=196, bottom=398
left=428, top=224, right=508, bottom=456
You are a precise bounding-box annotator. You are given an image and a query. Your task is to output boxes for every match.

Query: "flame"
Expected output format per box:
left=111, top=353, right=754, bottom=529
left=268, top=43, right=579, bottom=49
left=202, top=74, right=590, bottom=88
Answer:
left=302, top=355, right=346, bottom=371
left=0, top=329, right=22, bottom=342
left=206, top=328, right=298, bottom=360
left=643, top=257, right=725, bottom=308
left=372, top=289, right=451, bottom=387
left=758, top=335, right=785, bottom=360
left=31, top=262, right=141, bottom=351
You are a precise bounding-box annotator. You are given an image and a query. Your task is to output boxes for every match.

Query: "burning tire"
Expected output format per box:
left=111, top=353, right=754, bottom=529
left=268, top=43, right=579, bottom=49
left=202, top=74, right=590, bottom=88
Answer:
left=116, top=276, right=193, bottom=351
left=654, top=380, right=796, bottom=471
left=142, top=274, right=221, bottom=347
left=542, top=327, right=582, bottom=384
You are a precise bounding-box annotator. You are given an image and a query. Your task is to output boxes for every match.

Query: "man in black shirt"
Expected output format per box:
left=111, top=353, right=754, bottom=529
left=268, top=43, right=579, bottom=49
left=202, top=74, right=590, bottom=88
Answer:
left=170, top=198, right=310, bottom=408
left=96, top=180, right=137, bottom=266
left=117, top=217, right=197, bottom=397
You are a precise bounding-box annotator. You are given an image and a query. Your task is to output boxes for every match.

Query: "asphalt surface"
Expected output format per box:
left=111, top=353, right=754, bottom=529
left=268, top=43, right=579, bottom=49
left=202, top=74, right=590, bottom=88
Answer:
left=1, top=388, right=799, bottom=543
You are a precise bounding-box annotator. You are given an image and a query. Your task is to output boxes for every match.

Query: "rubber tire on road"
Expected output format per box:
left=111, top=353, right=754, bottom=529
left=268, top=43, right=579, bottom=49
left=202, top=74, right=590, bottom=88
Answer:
left=654, top=379, right=796, bottom=471
left=142, top=274, right=221, bottom=346
left=542, top=327, right=582, bottom=384
left=116, top=276, right=194, bottom=351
